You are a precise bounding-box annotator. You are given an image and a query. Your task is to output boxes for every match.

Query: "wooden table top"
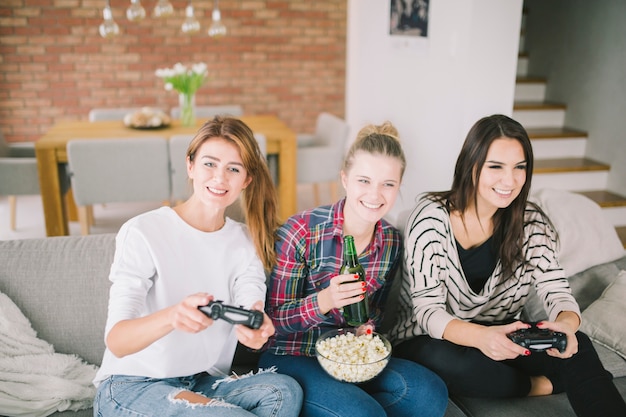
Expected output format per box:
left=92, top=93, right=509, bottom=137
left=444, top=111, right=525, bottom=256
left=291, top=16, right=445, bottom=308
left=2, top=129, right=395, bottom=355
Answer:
left=35, top=115, right=294, bottom=157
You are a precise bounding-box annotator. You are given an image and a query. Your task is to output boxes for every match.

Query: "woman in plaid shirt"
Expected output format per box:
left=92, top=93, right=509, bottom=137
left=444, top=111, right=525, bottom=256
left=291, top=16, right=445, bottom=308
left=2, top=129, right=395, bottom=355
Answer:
left=259, top=121, right=448, bottom=417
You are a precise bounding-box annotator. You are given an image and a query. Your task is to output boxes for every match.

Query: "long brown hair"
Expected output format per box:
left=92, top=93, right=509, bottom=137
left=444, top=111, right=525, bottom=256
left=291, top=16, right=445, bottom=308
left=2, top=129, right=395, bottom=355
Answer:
left=186, top=116, right=280, bottom=271
left=428, top=114, right=548, bottom=279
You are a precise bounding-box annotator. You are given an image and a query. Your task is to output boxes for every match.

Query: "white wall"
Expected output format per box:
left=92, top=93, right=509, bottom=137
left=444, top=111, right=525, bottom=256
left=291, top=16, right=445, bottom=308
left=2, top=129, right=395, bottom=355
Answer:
left=346, top=0, right=523, bottom=225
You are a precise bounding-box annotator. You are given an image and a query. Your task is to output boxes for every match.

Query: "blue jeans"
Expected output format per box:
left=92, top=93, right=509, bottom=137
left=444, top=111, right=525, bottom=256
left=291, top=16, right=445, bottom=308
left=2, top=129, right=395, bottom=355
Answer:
left=93, top=370, right=303, bottom=417
left=259, top=352, right=448, bottom=417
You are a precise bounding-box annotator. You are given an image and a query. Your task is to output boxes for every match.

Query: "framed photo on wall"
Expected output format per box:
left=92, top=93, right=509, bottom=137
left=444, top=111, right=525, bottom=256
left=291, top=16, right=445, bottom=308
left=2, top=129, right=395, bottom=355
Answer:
left=390, top=0, right=429, bottom=37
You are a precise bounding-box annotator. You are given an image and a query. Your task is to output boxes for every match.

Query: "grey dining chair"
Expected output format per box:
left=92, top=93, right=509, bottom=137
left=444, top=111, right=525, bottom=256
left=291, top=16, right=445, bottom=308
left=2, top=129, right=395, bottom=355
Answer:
left=88, top=108, right=144, bottom=122
left=89, top=107, right=169, bottom=123
left=0, top=131, right=41, bottom=231
left=170, top=105, right=244, bottom=121
left=297, top=112, right=350, bottom=205
left=66, top=137, right=171, bottom=235
left=168, top=134, right=194, bottom=204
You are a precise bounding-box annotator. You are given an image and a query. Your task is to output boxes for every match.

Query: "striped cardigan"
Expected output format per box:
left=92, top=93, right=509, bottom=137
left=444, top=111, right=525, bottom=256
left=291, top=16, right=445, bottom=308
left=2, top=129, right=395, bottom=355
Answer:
left=389, top=197, right=580, bottom=344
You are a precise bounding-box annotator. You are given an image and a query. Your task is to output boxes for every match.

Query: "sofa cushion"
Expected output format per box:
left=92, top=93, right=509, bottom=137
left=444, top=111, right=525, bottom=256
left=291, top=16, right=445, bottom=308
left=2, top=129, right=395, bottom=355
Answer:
left=568, top=261, right=622, bottom=312
left=0, top=234, right=116, bottom=367
left=522, top=256, right=625, bottom=322
left=451, top=391, right=573, bottom=417
left=580, top=270, right=626, bottom=360
left=594, top=342, right=626, bottom=379
left=452, top=377, right=626, bottom=417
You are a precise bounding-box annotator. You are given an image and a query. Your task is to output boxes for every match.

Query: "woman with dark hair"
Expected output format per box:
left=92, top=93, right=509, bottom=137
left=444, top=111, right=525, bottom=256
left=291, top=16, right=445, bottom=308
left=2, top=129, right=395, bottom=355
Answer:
left=390, top=114, right=626, bottom=416
left=93, top=116, right=302, bottom=417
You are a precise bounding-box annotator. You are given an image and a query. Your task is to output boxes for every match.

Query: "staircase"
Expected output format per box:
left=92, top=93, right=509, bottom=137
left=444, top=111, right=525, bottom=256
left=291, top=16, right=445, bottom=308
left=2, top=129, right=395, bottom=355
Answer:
left=514, top=11, right=626, bottom=248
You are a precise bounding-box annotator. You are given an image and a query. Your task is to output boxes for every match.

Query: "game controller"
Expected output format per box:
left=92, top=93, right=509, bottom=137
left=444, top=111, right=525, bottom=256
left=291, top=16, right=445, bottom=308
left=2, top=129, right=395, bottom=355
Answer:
left=507, top=323, right=567, bottom=353
left=198, top=300, right=264, bottom=329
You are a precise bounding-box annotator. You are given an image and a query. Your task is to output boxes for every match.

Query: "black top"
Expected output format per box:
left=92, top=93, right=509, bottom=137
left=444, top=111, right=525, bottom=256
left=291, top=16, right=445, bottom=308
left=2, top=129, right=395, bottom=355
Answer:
left=456, top=236, right=497, bottom=294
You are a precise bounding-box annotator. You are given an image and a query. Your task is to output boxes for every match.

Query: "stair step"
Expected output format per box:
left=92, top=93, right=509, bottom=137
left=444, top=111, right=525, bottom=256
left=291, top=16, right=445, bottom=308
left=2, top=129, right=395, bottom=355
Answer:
left=516, top=76, right=547, bottom=84
left=577, top=190, right=626, bottom=208
left=514, top=101, right=567, bottom=110
left=514, top=78, right=546, bottom=101
left=527, top=127, right=587, bottom=139
left=616, top=226, right=626, bottom=248
left=531, top=138, right=587, bottom=159
left=532, top=171, right=609, bottom=192
left=517, top=53, right=529, bottom=77
left=534, top=157, right=609, bottom=174
left=577, top=190, right=626, bottom=228
left=528, top=127, right=588, bottom=158
left=513, top=101, right=566, bottom=128
left=532, top=158, right=610, bottom=192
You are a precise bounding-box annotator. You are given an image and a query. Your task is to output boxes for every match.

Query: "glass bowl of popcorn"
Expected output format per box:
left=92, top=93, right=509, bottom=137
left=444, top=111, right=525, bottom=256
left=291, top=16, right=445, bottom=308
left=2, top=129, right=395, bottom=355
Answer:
left=315, top=328, right=392, bottom=383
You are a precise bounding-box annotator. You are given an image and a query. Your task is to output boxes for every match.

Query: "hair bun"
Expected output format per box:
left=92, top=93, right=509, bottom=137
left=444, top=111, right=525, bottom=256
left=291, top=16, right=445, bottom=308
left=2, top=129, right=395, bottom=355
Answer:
left=356, top=121, right=400, bottom=143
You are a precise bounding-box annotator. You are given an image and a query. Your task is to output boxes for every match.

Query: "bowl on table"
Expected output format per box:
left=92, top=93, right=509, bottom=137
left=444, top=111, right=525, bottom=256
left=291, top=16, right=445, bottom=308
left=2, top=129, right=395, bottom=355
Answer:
left=315, top=328, right=392, bottom=383
left=123, top=107, right=171, bottom=129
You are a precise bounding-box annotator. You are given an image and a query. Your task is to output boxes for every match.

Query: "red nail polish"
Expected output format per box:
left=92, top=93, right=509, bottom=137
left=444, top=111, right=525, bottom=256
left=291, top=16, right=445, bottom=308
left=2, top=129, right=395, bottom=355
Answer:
left=525, top=350, right=531, bottom=356
left=354, top=274, right=359, bottom=279
left=366, top=328, right=372, bottom=335
left=361, top=282, right=366, bottom=287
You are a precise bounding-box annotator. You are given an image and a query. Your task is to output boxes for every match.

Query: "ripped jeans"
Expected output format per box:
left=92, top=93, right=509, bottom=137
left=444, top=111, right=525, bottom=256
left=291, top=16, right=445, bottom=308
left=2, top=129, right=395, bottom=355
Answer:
left=93, top=368, right=303, bottom=417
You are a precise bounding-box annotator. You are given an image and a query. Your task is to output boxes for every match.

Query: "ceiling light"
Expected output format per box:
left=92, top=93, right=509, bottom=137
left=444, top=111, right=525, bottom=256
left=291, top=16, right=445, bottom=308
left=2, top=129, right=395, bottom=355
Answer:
left=181, top=2, right=201, bottom=34
left=126, top=0, right=146, bottom=22
left=99, top=0, right=120, bottom=38
left=208, top=1, right=227, bottom=38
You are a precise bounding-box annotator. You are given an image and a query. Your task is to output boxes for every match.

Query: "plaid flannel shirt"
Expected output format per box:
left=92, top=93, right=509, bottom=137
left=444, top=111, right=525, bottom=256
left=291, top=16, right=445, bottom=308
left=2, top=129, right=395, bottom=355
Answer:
left=264, top=198, right=402, bottom=356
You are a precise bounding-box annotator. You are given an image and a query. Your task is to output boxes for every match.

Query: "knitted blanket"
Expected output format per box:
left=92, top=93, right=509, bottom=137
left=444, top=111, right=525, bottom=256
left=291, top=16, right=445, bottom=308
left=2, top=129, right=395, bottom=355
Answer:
left=0, top=292, right=97, bottom=417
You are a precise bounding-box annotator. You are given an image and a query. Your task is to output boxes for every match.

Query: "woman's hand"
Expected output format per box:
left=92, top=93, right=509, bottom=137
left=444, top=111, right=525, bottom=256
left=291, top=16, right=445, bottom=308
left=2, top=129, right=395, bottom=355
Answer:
left=107, top=292, right=214, bottom=358
left=236, top=300, right=276, bottom=350
left=537, top=316, right=579, bottom=358
left=356, top=321, right=375, bottom=336
left=473, top=321, right=532, bottom=361
left=316, top=274, right=367, bottom=315
left=169, top=293, right=215, bottom=333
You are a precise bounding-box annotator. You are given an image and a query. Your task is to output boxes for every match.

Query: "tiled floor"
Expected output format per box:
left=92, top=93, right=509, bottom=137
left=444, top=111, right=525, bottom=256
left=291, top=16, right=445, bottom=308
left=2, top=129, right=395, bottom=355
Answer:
left=0, top=182, right=341, bottom=241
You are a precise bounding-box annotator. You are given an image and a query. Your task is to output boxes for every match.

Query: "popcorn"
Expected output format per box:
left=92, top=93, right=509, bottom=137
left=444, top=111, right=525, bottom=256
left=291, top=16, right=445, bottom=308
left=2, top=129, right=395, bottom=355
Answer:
left=315, top=330, right=391, bottom=383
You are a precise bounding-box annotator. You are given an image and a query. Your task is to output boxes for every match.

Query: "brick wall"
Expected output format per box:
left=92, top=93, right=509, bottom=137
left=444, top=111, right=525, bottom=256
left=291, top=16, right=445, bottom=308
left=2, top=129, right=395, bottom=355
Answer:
left=0, top=0, right=346, bottom=142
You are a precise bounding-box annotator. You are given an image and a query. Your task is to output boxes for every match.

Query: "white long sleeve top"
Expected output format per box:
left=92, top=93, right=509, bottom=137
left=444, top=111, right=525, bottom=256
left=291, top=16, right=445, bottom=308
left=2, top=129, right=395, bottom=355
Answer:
left=93, top=207, right=266, bottom=386
left=389, top=197, right=580, bottom=344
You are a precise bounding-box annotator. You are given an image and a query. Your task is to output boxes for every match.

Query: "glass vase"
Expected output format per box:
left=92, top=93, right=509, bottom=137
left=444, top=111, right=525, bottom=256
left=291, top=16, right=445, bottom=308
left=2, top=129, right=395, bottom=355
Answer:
left=179, top=92, right=196, bottom=127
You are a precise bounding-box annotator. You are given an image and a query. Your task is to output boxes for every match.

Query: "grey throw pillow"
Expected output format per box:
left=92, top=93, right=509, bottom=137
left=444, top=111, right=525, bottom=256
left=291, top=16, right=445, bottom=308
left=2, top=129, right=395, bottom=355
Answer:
left=580, top=270, right=626, bottom=359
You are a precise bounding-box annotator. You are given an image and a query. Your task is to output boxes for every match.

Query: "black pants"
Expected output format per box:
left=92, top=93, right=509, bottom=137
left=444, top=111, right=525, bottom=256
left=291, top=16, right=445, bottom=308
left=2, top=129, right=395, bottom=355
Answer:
left=395, top=331, right=626, bottom=417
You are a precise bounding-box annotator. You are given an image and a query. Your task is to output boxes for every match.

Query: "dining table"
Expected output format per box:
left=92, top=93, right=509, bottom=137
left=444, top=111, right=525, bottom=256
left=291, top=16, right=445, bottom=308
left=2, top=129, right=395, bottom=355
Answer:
left=35, top=115, right=297, bottom=236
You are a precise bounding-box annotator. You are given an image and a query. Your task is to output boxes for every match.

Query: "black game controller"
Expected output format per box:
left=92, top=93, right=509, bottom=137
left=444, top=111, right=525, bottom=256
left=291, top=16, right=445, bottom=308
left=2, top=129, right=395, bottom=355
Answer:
left=507, top=323, right=567, bottom=353
left=198, top=300, right=264, bottom=329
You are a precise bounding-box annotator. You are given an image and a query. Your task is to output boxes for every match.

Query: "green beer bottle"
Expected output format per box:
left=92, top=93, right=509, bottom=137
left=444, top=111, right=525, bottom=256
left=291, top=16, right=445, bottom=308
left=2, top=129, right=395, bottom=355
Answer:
left=340, top=235, right=369, bottom=326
